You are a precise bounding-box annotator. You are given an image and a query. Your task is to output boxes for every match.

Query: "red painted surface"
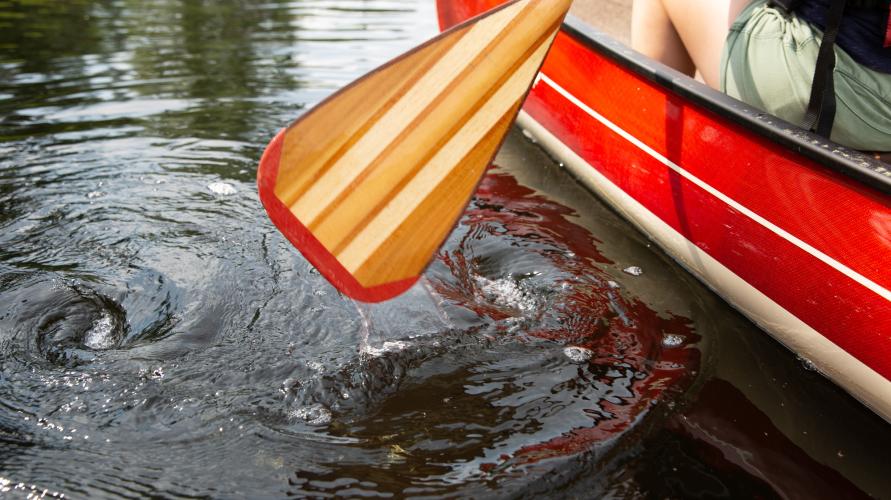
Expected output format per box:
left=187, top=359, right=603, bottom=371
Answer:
left=440, top=1, right=891, bottom=380
left=257, top=129, right=418, bottom=303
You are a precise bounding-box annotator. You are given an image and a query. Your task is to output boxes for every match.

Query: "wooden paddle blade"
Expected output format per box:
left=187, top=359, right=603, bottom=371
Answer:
left=257, top=0, right=571, bottom=302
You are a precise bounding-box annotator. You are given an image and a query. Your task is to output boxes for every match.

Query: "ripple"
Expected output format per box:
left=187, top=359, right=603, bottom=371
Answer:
left=0, top=276, right=127, bottom=366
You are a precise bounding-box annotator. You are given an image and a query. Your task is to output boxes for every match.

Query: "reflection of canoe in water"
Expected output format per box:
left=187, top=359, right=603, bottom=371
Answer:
left=437, top=0, right=891, bottom=422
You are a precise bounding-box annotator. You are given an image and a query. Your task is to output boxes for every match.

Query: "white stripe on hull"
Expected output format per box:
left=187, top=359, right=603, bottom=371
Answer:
left=516, top=108, right=891, bottom=423
left=536, top=74, right=891, bottom=303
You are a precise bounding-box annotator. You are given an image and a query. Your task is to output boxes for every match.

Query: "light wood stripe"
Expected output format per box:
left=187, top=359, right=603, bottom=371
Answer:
left=273, top=24, right=469, bottom=206
left=264, top=0, right=573, bottom=293
left=337, top=37, right=556, bottom=277
left=352, top=105, right=521, bottom=286
left=288, top=0, right=533, bottom=225
left=314, top=17, right=565, bottom=254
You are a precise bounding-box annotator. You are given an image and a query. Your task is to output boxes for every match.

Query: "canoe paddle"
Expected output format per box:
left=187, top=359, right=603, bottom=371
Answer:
left=257, top=0, right=572, bottom=302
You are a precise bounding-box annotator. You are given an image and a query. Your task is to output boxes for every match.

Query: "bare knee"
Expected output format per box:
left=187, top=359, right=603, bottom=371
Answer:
left=630, top=0, right=695, bottom=76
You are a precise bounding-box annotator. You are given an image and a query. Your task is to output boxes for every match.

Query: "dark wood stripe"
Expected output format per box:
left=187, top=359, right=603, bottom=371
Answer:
left=330, top=89, right=528, bottom=258
left=353, top=100, right=524, bottom=283
left=312, top=10, right=560, bottom=248
left=279, top=24, right=469, bottom=205
left=305, top=1, right=540, bottom=232
left=324, top=23, right=562, bottom=254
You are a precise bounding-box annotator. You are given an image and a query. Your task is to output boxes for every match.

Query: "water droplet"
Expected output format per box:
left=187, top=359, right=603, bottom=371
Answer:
left=622, top=266, right=643, bottom=276
left=797, top=355, right=818, bottom=372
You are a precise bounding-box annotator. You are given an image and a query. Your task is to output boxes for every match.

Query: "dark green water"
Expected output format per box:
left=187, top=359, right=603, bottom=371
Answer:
left=1, top=1, right=890, bottom=498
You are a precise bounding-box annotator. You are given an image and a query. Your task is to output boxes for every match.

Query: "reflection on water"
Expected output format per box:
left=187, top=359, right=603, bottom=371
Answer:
left=1, top=0, right=890, bottom=497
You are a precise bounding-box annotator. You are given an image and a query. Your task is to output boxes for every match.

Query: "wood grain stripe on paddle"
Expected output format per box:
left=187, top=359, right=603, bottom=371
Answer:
left=350, top=104, right=522, bottom=286
left=336, top=37, right=556, bottom=281
left=313, top=19, right=564, bottom=254
left=288, top=0, right=533, bottom=225
left=273, top=23, right=469, bottom=206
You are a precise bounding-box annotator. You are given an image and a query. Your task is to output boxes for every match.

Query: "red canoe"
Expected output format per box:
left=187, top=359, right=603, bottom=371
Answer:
left=438, top=0, right=891, bottom=421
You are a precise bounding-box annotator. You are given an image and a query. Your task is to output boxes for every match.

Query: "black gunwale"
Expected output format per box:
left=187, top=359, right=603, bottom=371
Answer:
left=560, top=14, right=891, bottom=196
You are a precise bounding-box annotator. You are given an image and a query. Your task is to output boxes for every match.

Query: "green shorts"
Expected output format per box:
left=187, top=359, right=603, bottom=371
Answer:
left=720, top=0, right=891, bottom=151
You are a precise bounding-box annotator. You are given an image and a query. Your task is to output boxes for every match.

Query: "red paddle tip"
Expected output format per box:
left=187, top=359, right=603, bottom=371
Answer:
left=257, top=129, right=420, bottom=303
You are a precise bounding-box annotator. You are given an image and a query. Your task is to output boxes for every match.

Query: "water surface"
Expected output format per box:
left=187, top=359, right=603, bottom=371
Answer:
left=1, top=0, right=890, bottom=498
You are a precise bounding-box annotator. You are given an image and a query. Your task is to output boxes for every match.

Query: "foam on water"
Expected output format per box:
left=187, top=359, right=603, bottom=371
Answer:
left=290, top=404, right=332, bottom=426
left=207, top=181, right=237, bottom=196
left=472, top=274, right=541, bottom=314
left=563, top=346, right=594, bottom=363
left=363, top=340, right=409, bottom=357
left=662, top=334, right=685, bottom=348
left=83, top=314, right=116, bottom=350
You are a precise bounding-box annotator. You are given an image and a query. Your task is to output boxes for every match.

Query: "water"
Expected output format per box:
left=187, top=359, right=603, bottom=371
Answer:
left=1, top=0, right=890, bottom=498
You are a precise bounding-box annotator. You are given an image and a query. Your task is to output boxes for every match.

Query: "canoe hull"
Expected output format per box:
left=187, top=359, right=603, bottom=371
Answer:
left=439, top=1, right=891, bottom=421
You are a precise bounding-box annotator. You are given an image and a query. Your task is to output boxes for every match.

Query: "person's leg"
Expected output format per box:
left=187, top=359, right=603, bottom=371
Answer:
left=632, top=0, right=749, bottom=88
left=631, top=0, right=695, bottom=77
left=659, top=0, right=750, bottom=87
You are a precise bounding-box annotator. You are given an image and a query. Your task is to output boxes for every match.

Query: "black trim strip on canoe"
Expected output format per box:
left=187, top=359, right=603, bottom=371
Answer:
left=561, top=15, right=891, bottom=196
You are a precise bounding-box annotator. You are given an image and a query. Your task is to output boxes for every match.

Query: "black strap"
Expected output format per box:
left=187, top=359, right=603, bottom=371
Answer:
left=770, top=0, right=802, bottom=13
left=802, top=0, right=847, bottom=138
